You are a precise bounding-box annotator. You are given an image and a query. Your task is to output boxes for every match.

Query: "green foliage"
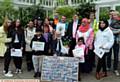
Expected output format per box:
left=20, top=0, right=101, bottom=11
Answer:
left=0, top=0, right=14, bottom=25
left=76, top=2, right=95, bottom=18
left=0, top=0, right=45, bottom=26
left=18, top=5, right=45, bottom=27
left=56, top=6, right=76, bottom=21
left=99, top=7, right=110, bottom=20
left=116, top=6, right=120, bottom=12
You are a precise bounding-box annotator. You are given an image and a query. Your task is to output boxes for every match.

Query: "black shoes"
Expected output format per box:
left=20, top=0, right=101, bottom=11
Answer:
left=34, top=72, right=41, bottom=78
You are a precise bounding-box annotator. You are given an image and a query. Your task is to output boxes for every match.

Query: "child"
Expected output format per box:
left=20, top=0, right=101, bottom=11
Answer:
left=73, top=37, right=86, bottom=81
left=30, top=29, right=46, bottom=78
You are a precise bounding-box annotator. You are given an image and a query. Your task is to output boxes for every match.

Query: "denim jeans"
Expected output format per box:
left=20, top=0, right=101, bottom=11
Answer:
left=107, top=41, right=119, bottom=70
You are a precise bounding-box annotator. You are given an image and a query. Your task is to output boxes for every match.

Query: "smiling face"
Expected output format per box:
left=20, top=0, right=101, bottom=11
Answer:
left=100, top=21, right=106, bottom=28
left=73, top=14, right=78, bottom=21
left=112, top=11, right=120, bottom=20
left=15, top=19, right=21, bottom=27
left=29, top=21, right=34, bottom=28
left=78, top=40, right=83, bottom=46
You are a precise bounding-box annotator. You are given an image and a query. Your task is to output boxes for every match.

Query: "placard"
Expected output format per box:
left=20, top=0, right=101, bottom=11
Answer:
left=41, top=56, right=79, bottom=82
left=32, top=41, right=45, bottom=51
left=56, top=23, right=66, bottom=36
left=73, top=48, right=85, bottom=63
left=94, top=48, right=105, bottom=58
left=11, top=49, right=22, bottom=57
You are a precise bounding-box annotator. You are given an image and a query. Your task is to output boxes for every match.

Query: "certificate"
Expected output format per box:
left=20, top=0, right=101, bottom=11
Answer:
left=32, top=41, right=45, bottom=51
left=11, top=49, right=22, bottom=57
left=94, top=48, right=105, bottom=58
left=73, top=48, right=85, bottom=63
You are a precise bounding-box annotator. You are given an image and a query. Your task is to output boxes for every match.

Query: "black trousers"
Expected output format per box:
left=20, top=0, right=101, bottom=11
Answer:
left=13, top=57, right=22, bottom=69
left=96, top=53, right=108, bottom=73
left=25, top=51, right=33, bottom=70
left=69, top=38, right=76, bottom=57
left=4, top=48, right=11, bottom=73
left=12, top=43, right=22, bottom=69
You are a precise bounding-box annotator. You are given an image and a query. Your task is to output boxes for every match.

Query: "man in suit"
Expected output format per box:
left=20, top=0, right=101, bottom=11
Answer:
left=67, top=14, right=81, bottom=57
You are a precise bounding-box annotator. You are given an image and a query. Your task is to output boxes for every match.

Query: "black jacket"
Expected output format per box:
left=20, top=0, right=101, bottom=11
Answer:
left=10, top=28, right=25, bottom=48
left=30, top=35, right=46, bottom=56
left=66, top=20, right=81, bottom=39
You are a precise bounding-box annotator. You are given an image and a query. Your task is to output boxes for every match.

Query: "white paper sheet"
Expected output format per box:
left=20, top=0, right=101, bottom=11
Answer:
left=32, top=41, right=45, bottom=51
left=94, top=48, right=105, bottom=58
left=73, top=48, right=85, bottom=63
left=11, top=49, right=22, bottom=57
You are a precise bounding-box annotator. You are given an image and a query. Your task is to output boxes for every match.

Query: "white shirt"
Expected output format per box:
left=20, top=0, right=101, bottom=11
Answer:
left=14, top=34, right=19, bottom=43
left=72, top=21, right=78, bottom=38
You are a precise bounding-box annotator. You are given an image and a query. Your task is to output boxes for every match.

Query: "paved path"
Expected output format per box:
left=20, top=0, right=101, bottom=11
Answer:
left=0, top=58, right=120, bottom=82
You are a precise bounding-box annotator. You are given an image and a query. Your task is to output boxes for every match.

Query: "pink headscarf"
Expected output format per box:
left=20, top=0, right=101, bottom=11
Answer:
left=79, top=18, right=90, bottom=33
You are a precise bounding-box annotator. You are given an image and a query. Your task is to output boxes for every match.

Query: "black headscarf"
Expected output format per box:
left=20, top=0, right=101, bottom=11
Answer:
left=99, top=19, right=109, bottom=31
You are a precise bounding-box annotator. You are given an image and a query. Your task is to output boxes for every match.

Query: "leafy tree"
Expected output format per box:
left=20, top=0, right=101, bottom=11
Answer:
left=0, top=0, right=45, bottom=26
left=76, top=2, right=95, bottom=19
left=56, top=6, right=76, bottom=21
left=99, top=7, right=110, bottom=20
left=0, top=0, right=14, bottom=25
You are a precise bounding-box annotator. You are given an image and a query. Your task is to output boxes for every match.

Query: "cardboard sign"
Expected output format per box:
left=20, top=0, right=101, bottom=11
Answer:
left=11, top=49, right=22, bottom=57
left=32, top=41, right=45, bottom=51
left=41, top=56, right=79, bottom=82
left=73, top=48, right=85, bottom=63
left=56, top=23, right=66, bottom=36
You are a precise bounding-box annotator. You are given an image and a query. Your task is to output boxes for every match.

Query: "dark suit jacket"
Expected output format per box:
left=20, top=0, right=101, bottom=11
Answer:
left=10, top=28, right=25, bottom=48
left=66, top=20, right=81, bottom=38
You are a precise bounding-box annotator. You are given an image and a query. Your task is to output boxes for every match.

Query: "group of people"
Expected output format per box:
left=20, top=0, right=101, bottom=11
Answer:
left=0, top=10, right=120, bottom=81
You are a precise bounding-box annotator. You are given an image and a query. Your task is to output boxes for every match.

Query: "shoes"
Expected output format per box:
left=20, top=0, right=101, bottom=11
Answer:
left=78, top=77, right=81, bottom=81
left=38, top=72, right=41, bottom=77
left=96, top=72, right=100, bottom=80
left=3, top=70, right=12, bottom=74
left=34, top=72, right=38, bottom=78
left=34, top=72, right=41, bottom=78
left=15, top=69, right=22, bottom=74
left=114, top=70, right=120, bottom=76
left=4, top=71, right=13, bottom=77
left=100, top=72, right=107, bottom=78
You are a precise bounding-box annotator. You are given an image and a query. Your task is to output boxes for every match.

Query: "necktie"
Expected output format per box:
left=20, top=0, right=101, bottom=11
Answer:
left=58, top=40, right=61, bottom=52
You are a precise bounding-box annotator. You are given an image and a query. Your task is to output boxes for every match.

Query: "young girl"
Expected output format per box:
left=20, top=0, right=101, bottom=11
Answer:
left=30, top=29, right=46, bottom=78
left=10, top=19, right=25, bottom=74
left=94, top=20, right=114, bottom=80
left=25, top=20, right=36, bottom=71
left=73, top=37, right=86, bottom=81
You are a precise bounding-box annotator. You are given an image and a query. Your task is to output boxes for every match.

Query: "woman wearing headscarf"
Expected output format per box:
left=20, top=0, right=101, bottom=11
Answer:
left=76, top=18, right=94, bottom=73
left=94, top=20, right=114, bottom=80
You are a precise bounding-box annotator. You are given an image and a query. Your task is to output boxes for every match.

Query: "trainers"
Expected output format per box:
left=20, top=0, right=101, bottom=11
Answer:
left=18, top=69, right=22, bottom=74
left=3, top=70, right=12, bottom=74
left=114, top=70, right=120, bottom=76
left=4, top=72, right=13, bottom=77
left=15, top=69, right=19, bottom=74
